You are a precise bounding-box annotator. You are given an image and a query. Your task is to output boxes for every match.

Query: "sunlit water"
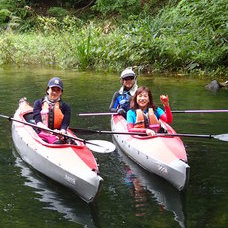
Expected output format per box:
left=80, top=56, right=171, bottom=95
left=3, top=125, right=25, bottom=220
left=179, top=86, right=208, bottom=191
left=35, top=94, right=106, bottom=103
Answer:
left=0, top=65, right=227, bottom=227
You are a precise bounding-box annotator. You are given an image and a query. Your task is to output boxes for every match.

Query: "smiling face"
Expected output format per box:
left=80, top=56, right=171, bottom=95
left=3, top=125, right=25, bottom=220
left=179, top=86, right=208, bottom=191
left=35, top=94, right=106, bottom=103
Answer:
left=47, top=86, right=62, bottom=101
left=136, top=91, right=149, bottom=110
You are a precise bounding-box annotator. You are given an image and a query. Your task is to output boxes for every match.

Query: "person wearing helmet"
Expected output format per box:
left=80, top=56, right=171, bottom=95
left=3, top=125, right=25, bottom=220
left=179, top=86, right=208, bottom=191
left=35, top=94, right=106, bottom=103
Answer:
left=109, top=68, right=138, bottom=118
left=33, top=77, right=71, bottom=144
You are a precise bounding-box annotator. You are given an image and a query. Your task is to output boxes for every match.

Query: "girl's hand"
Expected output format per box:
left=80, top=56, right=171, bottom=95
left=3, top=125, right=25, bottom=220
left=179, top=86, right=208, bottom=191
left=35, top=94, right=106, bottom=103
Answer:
left=160, top=95, right=169, bottom=107
left=146, top=129, right=156, bottom=136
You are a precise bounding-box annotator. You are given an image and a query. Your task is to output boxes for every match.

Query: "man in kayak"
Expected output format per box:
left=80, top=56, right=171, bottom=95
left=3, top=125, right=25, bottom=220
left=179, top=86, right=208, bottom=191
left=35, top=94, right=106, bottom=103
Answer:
left=127, top=86, right=173, bottom=136
left=33, top=77, right=71, bottom=144
left=109, top=68, right=138, bottom=118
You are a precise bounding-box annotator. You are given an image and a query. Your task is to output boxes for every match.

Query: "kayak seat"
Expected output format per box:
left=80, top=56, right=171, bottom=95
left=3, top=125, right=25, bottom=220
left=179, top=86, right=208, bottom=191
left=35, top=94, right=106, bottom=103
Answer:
left=23, top=112, right=79, bottom=145
left=159, top=127, right=168, bottom=133
left=53, top=138, right=78, bottom=145
left=149, top=124, right=167, bottom=133
left=53, top=139, right=66, bottom=144
left=66, top=139, right=78, bottom=145
left=23, top=112, right=35, bottom=124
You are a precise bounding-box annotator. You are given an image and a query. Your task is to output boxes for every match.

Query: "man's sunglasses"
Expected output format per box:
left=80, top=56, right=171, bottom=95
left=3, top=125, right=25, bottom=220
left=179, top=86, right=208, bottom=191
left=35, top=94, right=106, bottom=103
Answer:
left=123, top=77, right=134, bottom=81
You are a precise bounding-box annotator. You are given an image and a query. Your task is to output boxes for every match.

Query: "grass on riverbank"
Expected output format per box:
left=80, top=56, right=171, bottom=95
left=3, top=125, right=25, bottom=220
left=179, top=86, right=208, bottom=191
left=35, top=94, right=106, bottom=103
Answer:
left=0, top=0, right=227, bottom=77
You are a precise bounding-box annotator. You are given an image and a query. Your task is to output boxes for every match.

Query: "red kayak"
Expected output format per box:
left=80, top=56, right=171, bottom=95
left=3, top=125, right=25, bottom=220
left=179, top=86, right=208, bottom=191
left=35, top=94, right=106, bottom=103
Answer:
left=11, top=98, right=103, bottom=203
left=111, top=115, right=189, bottom=191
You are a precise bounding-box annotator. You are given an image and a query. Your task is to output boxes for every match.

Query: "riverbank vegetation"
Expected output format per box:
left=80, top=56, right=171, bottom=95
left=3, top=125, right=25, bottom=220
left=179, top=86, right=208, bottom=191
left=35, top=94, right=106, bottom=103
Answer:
left=0, top=0, right=227, bottom=77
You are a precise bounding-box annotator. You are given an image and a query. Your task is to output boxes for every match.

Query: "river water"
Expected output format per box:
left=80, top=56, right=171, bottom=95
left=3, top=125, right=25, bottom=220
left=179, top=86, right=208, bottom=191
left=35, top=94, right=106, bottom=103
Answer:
left=0, top=66, right=227, bottom=227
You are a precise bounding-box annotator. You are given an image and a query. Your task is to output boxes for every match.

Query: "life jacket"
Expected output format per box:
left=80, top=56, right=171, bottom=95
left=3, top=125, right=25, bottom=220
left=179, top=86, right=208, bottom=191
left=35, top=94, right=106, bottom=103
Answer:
left=118, top=92, right=130, bottom=111
left=134, top=108, right=160, bottom=128
left=118, top=84, right=138, bottom=112
left=41, top=100, right=64, bottom=130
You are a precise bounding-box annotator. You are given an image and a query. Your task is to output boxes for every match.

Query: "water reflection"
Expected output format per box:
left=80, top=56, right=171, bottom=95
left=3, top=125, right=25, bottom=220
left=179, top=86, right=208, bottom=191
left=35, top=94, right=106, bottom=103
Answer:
left=12, top=149, right=96, bottom=227
left=124, top=165, right=147, bottom=217
left=116, top=144, right=185, bottom=228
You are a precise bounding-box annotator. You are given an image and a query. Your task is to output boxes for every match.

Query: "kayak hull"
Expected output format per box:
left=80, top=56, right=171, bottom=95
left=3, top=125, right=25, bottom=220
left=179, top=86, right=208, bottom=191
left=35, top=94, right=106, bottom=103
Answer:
left=111, top=115, right=189, bottom=191
left=12, top=100, right=103, bottom=203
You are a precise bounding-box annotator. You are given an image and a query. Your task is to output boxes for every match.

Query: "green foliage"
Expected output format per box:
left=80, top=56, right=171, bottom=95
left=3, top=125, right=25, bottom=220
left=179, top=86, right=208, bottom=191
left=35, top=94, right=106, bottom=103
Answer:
left=93, top=0, right=141, bottom=16
left=36, top=15, right=84, bottom=34
left=77, top=29, right=92, bottom=68
left=0, top=0, right=26, bottom=11
left=93, top=0, right=178, bottom=16
left=48, top=7, right=69, bottom=18
left=0, top=35, right=14, bottom=64
left=0, top=0, right=227, bottom=76
left=0, top=9, right=10, bottom=23
left=0, top=0, right=31, bottom=31
left=36, top=16, right=59, bottom=35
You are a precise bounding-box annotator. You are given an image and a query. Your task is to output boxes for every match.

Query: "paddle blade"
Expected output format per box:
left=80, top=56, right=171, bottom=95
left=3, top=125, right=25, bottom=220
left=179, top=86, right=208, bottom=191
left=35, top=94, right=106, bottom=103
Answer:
left=213, top=134, right=228, bottom=142
left=86, top=140, right=116, bottom=153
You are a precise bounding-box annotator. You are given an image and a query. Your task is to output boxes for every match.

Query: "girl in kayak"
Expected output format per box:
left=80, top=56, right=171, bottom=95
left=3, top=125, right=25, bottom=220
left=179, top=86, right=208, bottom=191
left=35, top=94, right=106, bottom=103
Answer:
left=127, top=86, right=173, bottom=136
left=109, top=68, right=138, bottom=118
left=33, top=77, right=71, bottom=144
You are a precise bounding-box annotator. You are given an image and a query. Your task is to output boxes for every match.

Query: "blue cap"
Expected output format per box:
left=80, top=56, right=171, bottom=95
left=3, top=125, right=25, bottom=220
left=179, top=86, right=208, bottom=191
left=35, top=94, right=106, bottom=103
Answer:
left=47, top=77, right=63, bottom=90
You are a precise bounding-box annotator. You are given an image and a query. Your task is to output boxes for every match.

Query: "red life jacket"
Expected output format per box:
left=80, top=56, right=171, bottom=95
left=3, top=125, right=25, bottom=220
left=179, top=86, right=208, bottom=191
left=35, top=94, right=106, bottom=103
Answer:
left=41, top=101, right=64, bottom=130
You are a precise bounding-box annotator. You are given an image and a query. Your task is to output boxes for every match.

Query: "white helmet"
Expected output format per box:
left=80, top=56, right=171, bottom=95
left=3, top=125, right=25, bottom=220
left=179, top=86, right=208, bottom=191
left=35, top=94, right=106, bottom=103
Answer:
left=120, top=68, right=136, bottom=79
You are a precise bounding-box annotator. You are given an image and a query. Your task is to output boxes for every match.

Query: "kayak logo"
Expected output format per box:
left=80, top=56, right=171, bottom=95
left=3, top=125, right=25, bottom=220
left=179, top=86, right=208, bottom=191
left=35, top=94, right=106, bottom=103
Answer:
left=158, top=165, right=168, bottom=174
left=65, top=174, right=76, bottom=184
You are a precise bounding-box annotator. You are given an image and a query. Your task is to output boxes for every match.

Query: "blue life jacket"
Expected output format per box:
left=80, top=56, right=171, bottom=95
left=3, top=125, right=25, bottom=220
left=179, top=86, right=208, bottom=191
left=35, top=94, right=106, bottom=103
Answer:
left=118, top=92, right=130, bottom=111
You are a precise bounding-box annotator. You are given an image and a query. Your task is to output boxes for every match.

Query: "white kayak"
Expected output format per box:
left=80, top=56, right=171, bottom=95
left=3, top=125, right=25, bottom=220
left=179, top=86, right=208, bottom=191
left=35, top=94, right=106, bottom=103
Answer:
left=111, top=115, right=190, bottom=191
left=12, top=99, right=103, bottom=203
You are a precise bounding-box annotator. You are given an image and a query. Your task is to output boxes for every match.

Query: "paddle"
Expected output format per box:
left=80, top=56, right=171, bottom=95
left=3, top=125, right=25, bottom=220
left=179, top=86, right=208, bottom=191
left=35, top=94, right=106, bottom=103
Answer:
left=172, top=109, right=228, bottom=113
left=69, top=127, right=147, bottom=136
left=0, top=114, right=116, bottom=153
left=156, top=133, right=228, bottom=142
left=69, top=127, right=228, bottom=142
left=78, top=109, right=228, bottom=116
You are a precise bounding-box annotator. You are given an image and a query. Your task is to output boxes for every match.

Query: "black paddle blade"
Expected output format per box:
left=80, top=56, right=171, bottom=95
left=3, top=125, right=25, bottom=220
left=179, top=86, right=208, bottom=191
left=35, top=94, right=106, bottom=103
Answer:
left=213, top=134, right=228, bottom=142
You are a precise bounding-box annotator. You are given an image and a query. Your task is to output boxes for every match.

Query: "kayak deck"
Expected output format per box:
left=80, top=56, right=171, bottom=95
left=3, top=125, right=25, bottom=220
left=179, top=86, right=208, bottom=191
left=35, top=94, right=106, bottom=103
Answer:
left=111, top=115, right=189, bottom=191
left=12, top=99, right=103, bottom=203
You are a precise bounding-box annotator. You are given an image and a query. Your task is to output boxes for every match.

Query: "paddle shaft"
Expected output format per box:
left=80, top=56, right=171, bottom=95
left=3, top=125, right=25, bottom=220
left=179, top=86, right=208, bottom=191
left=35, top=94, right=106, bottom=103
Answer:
left=79, top=109, right=228, bottom=116
left=0, top=114, right=100, bottom=146
left=172, top=109, right=228, bottom=113
left=156, top=133, right=228, bottom=141
left=70, top=128, right=212, bottom=138
left=69, top=127, right=147, bottom=136
left=69, top=127, right=228, bottom=141
left=3, top=114, right=225, bottom=142
left=156, top=133, right=214, bottom=139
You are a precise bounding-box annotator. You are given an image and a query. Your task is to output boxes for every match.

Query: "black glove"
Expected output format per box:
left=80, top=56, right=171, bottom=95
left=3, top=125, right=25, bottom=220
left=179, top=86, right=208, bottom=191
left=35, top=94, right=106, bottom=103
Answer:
left=117, top=108, right=126, bottom=115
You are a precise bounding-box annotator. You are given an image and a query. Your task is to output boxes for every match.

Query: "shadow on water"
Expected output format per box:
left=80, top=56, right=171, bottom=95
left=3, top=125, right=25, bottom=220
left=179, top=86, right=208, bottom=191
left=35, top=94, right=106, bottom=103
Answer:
left=114, top=141, right=186, bottom=228
left=12, top=148, right=98, bottom=228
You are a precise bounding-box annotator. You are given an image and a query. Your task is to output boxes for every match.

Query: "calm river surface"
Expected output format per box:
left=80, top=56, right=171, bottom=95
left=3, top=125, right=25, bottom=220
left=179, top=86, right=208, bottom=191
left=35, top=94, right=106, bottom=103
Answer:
left=0, top=66, right=227, bottom=228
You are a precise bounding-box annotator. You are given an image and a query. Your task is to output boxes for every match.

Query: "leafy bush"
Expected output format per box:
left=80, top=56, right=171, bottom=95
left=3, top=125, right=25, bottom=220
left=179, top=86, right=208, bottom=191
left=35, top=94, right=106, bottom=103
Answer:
left=0, top=9, right=11, bottom=23
left=0, top=0, right=26, bottom=11
left=48, top=7, right=69, bottom=18
left=0, top=0, right=227, bottom=76
left=93, top=0, right=142, bottom=16
left=93, top=0, right=179, bottom=16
